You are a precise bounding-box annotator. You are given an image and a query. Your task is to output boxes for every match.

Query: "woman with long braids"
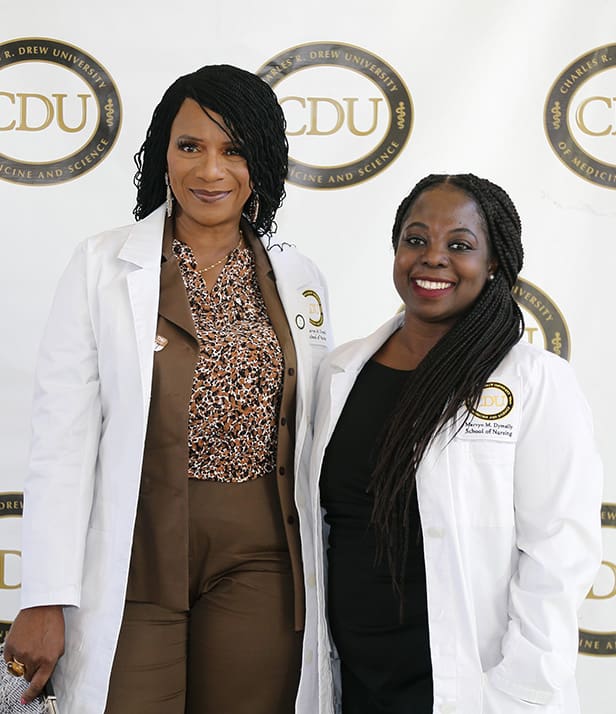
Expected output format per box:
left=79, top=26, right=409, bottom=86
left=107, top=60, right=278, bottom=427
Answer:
left=3, top=64, right=331, bottom=714
left=307, top=174, right=602, bottom=714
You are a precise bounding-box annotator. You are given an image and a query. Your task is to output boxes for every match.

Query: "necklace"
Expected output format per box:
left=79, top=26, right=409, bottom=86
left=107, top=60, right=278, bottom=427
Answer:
left=197, top=231, right=243, bottom=274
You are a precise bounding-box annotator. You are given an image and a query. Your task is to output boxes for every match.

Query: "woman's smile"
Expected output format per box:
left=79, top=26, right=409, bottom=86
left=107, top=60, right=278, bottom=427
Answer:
left=190, top=188, right=232, bottom=203
left=411, top=277, right=456, bottom=295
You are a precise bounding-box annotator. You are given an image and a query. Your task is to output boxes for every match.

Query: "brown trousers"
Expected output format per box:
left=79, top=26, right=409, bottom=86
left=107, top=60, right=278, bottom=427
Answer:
left=104, top=475, right=303, bottom=714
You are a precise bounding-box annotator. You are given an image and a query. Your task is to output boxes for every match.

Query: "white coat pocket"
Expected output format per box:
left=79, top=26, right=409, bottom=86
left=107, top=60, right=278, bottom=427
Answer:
left=448, top=437, right=515, bottom=527
left=481, top=674, right=561, bottom=714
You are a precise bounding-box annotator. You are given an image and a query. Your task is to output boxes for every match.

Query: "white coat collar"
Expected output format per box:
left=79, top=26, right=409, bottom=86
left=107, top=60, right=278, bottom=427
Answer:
left=329, top=312, right=404, bottom=373
left=117, top=204, right=166, bottom=268
left=116, top=207, right=306, bottom=275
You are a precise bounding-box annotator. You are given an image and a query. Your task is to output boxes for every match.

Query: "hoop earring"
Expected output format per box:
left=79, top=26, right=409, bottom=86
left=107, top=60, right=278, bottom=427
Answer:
left=165, top=172, right=174, bottom=218
left=247, top=192, right=259, bottom=224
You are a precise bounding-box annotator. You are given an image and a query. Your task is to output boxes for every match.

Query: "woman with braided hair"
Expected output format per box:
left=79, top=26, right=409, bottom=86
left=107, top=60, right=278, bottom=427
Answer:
left=305, top=174, right=602, bottom=714
left=4, top=64, right=332, bottom=714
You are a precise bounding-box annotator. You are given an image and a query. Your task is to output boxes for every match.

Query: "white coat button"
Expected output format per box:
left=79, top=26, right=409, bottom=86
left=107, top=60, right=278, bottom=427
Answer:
left=307, top=573, right=316, bottom=588
left=440, top=703, right=456, bottom=714
left=427, top=527, right=445, bottom=539
left=305, top=649, right=314, bottom=664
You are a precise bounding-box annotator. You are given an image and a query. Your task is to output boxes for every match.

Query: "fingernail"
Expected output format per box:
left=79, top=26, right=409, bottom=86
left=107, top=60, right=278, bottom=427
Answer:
left=20, top=697, right=27, bottom=705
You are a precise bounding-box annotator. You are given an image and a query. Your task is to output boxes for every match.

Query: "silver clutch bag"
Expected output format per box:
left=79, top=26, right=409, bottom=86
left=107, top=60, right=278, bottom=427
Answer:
left=0, top=644, right=58, bottom=714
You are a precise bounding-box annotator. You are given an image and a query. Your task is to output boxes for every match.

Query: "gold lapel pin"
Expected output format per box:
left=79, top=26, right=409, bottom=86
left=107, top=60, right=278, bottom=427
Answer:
left=154, top=335, right=169, bottom=352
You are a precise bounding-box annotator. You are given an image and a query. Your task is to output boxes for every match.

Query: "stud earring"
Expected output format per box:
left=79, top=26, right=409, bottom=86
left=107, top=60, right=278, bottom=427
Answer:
left=488, top=273, right=495, bottom=281
left=165, top=172, right=173, bottom=218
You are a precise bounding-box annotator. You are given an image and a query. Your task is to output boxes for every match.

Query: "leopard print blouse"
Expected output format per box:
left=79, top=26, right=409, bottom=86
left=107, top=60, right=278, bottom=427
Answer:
left=173, top=238, right=284, bottom=483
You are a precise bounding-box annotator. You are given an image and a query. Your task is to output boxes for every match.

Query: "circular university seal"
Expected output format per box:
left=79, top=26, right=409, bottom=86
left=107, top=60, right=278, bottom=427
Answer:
left=579, top=503, right=616, bottom=657
left=468, top=382, right=514, bottom=421
left=545, top=44, right=616, bottom=189
left=258, top=42, right=413, bottom=189
left=513, top=277, right=570, bottom=360
left=0, top=37, right=121, bottom=185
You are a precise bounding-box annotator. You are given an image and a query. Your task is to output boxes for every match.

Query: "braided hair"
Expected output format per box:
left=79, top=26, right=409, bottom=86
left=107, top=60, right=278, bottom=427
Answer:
left=133, top=64, right=288, bottom=236
left=370, top=173, right=524, bottom=588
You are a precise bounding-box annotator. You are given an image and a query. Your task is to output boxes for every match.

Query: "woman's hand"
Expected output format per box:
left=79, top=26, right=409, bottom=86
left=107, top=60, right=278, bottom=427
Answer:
left=3, top=605, right=65, bottom=704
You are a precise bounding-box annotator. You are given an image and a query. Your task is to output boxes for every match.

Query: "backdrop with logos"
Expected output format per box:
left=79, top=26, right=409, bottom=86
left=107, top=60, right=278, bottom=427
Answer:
left=1, top=1, right=614, bottom=712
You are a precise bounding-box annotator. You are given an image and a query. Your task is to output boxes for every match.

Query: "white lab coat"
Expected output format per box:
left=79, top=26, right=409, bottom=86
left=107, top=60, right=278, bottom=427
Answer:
left=19, top=205, right=332, bottom=714
left=296, top=313, right=602, bottom=714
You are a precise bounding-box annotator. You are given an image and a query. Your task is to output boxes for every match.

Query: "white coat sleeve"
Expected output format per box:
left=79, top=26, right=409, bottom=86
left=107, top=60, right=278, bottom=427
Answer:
left=20, top=240, right=101, bottom=609
left=486, top=354, right=603, bottom=705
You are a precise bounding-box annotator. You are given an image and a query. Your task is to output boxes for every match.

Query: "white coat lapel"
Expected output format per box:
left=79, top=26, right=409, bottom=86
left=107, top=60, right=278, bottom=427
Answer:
left=328, top=313, right=404, bottom=374
left=117, top=206, right=165, bottom=422
left=265, top=243, right=326, bottom=405
left=264, top=241, right=332, bottom=492
left=316, top=314, right=404, bottom=457
left=319, top=368, right=359, bottom=457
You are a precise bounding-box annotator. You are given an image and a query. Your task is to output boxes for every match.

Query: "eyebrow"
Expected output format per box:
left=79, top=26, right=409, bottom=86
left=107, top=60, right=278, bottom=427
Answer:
left=175, top=133, right=236, bottom=146
left=404, top=221, right=478, bottom=240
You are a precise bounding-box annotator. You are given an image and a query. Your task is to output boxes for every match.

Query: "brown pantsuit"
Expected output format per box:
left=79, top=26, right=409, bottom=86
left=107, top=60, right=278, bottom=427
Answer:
left=105, top=220, right=303, bottom=713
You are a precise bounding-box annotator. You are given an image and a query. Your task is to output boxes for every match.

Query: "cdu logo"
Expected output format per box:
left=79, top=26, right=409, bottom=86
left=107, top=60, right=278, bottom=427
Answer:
left=579, top=503, right=616, bottom=656
left=513, top=278, right=570, bottom=360
left=0, top=37, right=121, bottom=185
left=545, top=44, right=616, bottom=189
left=258, top=42, right=413, bottom=189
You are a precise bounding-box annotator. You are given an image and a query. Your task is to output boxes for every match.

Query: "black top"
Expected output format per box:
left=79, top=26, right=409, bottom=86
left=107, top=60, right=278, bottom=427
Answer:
left=320, top=359, right=433, bottom=714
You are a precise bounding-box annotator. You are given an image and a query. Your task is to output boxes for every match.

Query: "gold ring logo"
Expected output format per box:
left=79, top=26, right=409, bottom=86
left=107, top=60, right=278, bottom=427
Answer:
left=513, top=278, right=570, bottom=360
left=258, top=42, right=413, bottom=189
left=467, top=382, right=514, bottom=421
left=302, top=289, right=324, bottom=327
left=0, top=37, right=121, bottom=185
left=544, top=44, right=616, bottom=189
left=579, top=503, right=616, bottom=656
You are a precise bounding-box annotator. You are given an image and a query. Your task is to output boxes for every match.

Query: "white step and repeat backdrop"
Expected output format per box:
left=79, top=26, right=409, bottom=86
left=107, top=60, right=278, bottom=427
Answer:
left=1, top=1, right=614, bottom=711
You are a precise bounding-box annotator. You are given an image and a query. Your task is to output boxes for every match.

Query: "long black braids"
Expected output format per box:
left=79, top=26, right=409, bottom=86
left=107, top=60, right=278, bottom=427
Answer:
left=369, top=173, right=524, bottom=591
left=133, top=64, right=288, bottom=237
